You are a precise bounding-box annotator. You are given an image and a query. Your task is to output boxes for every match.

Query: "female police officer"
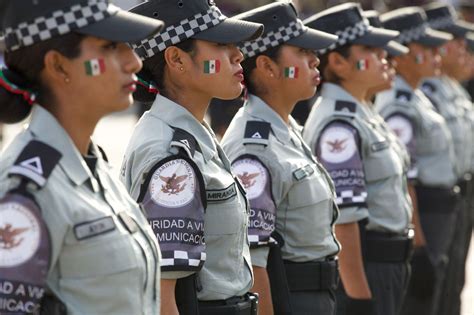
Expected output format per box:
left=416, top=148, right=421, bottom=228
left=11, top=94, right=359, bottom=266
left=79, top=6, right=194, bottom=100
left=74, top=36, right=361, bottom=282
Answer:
left=221, top=2, right=340, bottom=314
left=120, top=1, right=263, bottom=314
left=374, top=8, right=458, bottom=315
left=0, top=0, right=163, bottom=314
left=302, top=3, right=414, bottom=315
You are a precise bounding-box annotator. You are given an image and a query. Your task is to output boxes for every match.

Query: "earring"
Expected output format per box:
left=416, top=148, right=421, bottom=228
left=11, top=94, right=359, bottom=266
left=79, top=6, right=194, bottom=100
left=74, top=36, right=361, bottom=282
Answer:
left=64, top=77, right=70, bottom=83
left=179, top=67, right=184, bottom=71
left=270, top=73, right=274, bottom=77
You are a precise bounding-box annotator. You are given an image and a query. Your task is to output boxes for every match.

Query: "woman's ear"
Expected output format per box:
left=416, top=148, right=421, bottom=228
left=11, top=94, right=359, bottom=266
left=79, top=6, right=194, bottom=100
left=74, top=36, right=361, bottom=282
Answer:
left=327, top=51, right=351, bottom=80
left=43, top=50, right=72, bottom=85
left=164, top=46, right=188, bottom=74
left=255, top=54, right=280, bottom=79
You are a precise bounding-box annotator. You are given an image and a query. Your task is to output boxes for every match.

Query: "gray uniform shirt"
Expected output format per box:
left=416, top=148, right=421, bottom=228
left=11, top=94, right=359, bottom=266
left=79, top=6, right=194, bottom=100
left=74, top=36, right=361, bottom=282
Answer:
left=376, top=76, right=458, bottom=188
left=303, top=83, right=412, bottom=234
left=221, top=95, right=340, bottom=266
left=0, top=106, right=160, bottom=315
left=421, top=76, right=472, bottom=178
left=120, top=94, right=252, bottom=300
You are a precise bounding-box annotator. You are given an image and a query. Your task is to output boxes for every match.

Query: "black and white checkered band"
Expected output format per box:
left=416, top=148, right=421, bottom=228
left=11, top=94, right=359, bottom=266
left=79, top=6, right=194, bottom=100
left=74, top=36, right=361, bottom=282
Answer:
left=161, top=250, right=206, bottom=270
left=318, top=20, right=369, bottom=54
left=133, top=6, right=226, bottom=60
left=4, top=0, right=116, bottom=52
left=397, top=23, right=429, bottom=44
left=336, top=190, right=367, bottom=206
left=239, top=20, right=306, bottom=58
left=428, top=16, right=454, bottom=30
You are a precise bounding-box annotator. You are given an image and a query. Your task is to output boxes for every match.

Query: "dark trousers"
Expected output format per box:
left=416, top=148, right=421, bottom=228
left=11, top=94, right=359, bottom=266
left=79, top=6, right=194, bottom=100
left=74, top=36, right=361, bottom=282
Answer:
left=437, top=179, right=472, bottom=315
left=402, top=185, right=459, bottom=315
left=289, top=289, right=336, bottom=315
left=365, top=261, right=410, bottom=315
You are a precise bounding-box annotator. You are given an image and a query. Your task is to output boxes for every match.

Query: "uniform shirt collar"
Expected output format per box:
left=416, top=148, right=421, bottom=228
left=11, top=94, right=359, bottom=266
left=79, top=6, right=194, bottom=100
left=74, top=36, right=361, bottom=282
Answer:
left=395, top=75, right=415, bottom=92
left=28, top=106, right=100, bottom=191
left=245, top=94, right=292, bottom=144
left=320, top=83, right=371, bottom=119
left=149, top=94, right=217, bottom=162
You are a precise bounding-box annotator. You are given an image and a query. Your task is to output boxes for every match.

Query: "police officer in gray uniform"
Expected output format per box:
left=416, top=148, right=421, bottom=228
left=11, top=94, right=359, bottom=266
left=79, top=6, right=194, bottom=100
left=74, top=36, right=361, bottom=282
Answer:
left=0, top=1, right=163, bottom=314
left=421, top=4, right=474, bottom=314
left=120, top=1, right=263, bottom=314
left=303, top=3, right=414, bottom=315
left=374, top=8, right=458, bottom=315
left=221, top=2, right=340, bottom=314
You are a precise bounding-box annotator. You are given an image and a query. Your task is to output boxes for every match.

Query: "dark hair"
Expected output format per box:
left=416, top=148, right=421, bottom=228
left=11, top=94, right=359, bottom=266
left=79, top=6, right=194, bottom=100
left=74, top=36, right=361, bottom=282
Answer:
left=134, top=39, right=196, bottom=103
left=318, top=44, right=351, bottom=85
left=0, top=32, right=84, bottom=123
left=241, top=45, right=283, bottom=97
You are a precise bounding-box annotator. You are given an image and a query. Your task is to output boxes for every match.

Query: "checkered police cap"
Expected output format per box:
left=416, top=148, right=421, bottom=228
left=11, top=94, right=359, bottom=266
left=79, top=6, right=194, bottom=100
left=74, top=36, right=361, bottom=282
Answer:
left=397, top=23, right=429, bottom=44
left=239, top=19, right=305, bottom=58
left=133, top=6, right=226, bottom=60
left=318, top=20, right=369, bottom=54
left=4, top=0, right=117, bottom=52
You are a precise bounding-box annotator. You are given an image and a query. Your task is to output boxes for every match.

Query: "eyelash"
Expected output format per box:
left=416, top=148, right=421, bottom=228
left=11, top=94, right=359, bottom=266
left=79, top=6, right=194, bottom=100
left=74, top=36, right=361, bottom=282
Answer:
left=104, top=42, right=118, bottom=50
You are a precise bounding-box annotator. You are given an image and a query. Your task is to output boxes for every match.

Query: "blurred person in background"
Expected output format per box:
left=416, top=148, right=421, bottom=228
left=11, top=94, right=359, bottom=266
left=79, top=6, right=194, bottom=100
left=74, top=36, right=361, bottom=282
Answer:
left=421, top=4, right=474, bottom=314
left=376, top=7, right=457, bottom=315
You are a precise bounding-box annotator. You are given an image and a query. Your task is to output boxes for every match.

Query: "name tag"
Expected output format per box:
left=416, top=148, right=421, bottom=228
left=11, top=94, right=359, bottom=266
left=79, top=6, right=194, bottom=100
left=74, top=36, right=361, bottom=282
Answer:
left=207, top=183, right=237, bottom=203
left=293, top=164, right=315, bottom=181
left=74, top=216, right=116, bottom=240
left=371, top=140, right=389, bottom=152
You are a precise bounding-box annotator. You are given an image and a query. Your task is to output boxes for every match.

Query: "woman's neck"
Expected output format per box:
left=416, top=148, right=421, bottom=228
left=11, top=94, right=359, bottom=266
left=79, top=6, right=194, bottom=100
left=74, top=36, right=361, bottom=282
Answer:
left=165, top=87, right=210, bottom=123
left=397, top=68, right=421, bottom=89
left=339, top=81, right=368, bottom=104
left=257, top=92, right=295, bottom=124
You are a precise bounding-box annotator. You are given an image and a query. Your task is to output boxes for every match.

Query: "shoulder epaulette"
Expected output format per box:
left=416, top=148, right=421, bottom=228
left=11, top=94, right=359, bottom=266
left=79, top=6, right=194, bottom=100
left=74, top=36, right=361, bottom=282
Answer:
left=170, top=127, right=201, bottom=158
left=243, top=121, right=271, bottom=146
left=8, top=140, right=62, bottom=188
left=421, top=82, right=436, bottom=94
left=97, top=145, right=109, bottom=162
left=334, top=100, right=357, bottom=117
left=395, top=90, right=412, bottom=103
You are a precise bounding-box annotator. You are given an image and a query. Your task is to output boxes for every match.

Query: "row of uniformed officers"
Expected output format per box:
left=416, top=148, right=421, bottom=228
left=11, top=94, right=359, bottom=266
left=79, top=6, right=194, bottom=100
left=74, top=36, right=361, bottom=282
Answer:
left=0, top=0, right=473, bottom=314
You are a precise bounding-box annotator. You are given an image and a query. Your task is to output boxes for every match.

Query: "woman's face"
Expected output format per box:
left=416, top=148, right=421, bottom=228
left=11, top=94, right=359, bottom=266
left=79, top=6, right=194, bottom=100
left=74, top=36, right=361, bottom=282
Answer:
left=346, top=45, right=389, bottom=89
left=65, top=36, right=141, bottom=115
left=440, top=38, right=468, bottom=78
left=405, top=43, right=441, bottom=78
left=185, top=40, right=244, bottom=100
left=273, top=45, right=321, bottom=101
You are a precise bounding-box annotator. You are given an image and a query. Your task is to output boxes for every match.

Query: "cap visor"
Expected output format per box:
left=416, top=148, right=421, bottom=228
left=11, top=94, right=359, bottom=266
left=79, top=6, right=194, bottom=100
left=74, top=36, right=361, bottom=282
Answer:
left=192, top=18, right=263, bottom=44
left=415, top=28, right=453, bottom=47
left=467, top=33, right=474, bottom=51
left=286, top=28, right=338, bottom=51
left=77, top=10, right=164, bottom=44
left=442, top=21, right=474, bottom=37
left=353, top=26, right=399, bottom=47
left=385, top=40, right=409, bottom=56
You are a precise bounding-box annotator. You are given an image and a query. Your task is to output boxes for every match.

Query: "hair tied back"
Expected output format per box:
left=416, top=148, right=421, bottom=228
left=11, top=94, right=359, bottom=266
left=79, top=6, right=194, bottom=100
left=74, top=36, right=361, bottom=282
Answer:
left=0, top=68, right=37, bottom=105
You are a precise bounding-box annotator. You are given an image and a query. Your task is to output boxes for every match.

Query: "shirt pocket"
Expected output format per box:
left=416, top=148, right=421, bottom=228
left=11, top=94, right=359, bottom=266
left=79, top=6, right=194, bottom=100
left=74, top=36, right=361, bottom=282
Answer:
left=59, top=232, right=139, bottom=278
left=364, top=140, right=402, bottom=182
left=287, top=169, right=332, bottom=210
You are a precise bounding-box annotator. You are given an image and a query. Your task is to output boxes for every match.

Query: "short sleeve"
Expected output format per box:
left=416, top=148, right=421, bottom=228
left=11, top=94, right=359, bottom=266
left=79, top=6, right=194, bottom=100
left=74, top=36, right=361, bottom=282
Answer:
left=386, top=114, right=418, bottom=180
left=138, top=156, right=206, bottom=277
left=316, top=121, right=368, bottom=223
left=232, top=156, right=277, bottom=248
left=250, top=247, right=270, bottom=268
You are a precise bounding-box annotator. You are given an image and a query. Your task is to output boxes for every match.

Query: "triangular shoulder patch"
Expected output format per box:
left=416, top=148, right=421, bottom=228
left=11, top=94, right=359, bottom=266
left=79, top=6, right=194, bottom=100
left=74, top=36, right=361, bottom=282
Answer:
left=421, top=82, right=436, bottom=94
left=395, top=90, right=412, bottom=103
left=243, top=121, right=271, bottom=146
left=170, top=128, right=201, bottom=158
left=334, top=101, right=357, bottom=117
left=8, top=140, right=62, bottom=187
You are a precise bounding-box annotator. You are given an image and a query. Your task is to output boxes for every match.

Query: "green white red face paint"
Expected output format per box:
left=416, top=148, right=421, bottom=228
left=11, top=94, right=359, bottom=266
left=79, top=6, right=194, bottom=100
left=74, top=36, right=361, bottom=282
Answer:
left=439, top=46, right=448, bottom=56
left=84, top=58, right=106, bottom=76
left=356, top=59, right=368, bottom=71
left=204, top=60, right=220, bottom=74
left=415, top=53, right=424, bottom=64
left=284, top=66, right=298, bottom=78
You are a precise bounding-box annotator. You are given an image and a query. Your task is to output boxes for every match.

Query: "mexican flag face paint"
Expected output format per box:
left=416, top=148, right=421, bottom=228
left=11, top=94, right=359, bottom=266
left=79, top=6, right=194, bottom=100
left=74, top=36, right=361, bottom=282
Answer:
left=85, top=58, right=106, bottom=76
left=356, top=59, right=368, bottom=71
left=415, top=53, right=424, bottom=64
left=284, top=67, right=298, bottom=79
left=204, top=60, right=220, bottom=74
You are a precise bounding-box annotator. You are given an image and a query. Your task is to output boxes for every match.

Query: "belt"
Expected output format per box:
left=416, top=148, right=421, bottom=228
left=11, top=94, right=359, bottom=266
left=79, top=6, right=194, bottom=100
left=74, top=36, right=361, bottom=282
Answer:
left=198, top=293, right=258, bottom=315
left=458, top=176, right=472, bottom=197
left=283, top=259, right=339, bottom=292
left=364, top=230, right=414, bottom=263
